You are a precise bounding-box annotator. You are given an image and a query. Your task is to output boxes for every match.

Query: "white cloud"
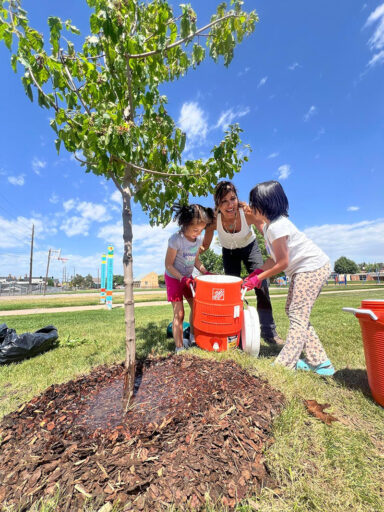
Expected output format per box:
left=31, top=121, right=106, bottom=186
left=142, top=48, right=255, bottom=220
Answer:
left=110, top=190, right=122, bottom=203
left=178, top=101, right=208, bottom=147
left=347, top=206, right=360, bottom=211
left=237, top=66, right=251, bottom=77
left=277, top=164, right=291, bottom=180
left=60, top=199, right=111, bottom=237
left=257, top=76, right=268, bottom=88
left=77, top=201, right=108, bottom=221
left=49, top=193, right=59, bottom=204
left=60, top=216, right=91, bottom=237
left=267, top=152, right=279, bottom=159
left=304, top=219, right=384, bottom=264
left=63, top=199, right=76, bottom=212
left=313, top=127, right=325, bottom=141
left=288, top=62, right=300, bottom=71
left=97, top=221, right=177, bottom=278
left=32, top=157, right=47, bottom=175
left=215, top=106, right=250, bottom=131
left=8, top=175, right=25, bottom=186
left=0, top=216, right=55, bottom=249
left=303, top=105, right=317, bottom=122
left=364, top=3, right=384, bottom=67
left=368, top=49, right=384, bottom=67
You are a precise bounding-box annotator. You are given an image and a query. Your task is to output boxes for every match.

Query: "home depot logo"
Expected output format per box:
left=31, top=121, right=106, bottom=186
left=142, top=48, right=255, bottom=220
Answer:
left=212, top=288, right=225, bottom=301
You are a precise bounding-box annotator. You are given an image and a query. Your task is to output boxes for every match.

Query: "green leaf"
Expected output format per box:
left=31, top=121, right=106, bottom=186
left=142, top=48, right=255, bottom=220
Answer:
left=10, top=54, right=17, bottom=72
left=55, top=138, right=61, bottom=154
left=3, top=28, right=12, bottom=49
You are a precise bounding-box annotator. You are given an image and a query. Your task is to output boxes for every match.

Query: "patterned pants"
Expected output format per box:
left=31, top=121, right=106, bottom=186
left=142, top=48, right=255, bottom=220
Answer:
left=275, top=263, right=331, bottom=369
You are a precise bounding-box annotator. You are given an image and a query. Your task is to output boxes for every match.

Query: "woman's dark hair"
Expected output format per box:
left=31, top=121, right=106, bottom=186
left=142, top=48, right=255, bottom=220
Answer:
left=249, top=181, right=289, bottom=221
left=213, top=181, right=238, bottom=209
left=173, top=203, right=214, bottom=230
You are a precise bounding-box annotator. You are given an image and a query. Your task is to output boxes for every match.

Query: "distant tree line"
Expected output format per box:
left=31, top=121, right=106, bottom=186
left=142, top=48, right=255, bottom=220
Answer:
left=334, top=257, right=383, bottom=274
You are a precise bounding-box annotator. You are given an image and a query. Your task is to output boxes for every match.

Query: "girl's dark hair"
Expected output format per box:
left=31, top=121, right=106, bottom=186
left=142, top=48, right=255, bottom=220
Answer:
left=249, top=181, right=289, bottom=221
left=173, top=203, right=214, bottom=230
left=213, top=181, right=238, bottom=209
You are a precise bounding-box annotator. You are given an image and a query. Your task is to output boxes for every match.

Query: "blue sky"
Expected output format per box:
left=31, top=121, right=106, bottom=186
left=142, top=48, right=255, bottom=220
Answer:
left=0, top=0, right=383, bottom=280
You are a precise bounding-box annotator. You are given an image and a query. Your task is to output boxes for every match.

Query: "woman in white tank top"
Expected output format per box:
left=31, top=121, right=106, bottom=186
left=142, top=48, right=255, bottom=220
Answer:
left=202, top=181, right=282, bottom=344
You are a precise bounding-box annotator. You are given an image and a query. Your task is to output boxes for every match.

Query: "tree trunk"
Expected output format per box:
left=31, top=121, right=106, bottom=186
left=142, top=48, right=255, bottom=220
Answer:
left=121, top=181, right=136, bottom=407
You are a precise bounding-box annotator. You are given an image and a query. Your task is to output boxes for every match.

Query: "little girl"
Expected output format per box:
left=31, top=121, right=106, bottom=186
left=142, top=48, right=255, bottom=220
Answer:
left=165, top=204, right=214, bottom=353
left=244, top=181, right=334, bottom=375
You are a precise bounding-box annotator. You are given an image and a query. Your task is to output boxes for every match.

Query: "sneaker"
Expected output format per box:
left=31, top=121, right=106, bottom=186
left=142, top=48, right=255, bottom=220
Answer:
left=183, top=338, right=191, bottom=349
left=296, top=359, right=310, bottom=371
left=263, top=334, right=284, bottom=345
left=175, top=346, right=185, bottom=354
left=189, top=333, right=196, bottom=346
left=296, top=358, right=335, bottom=376
left=311, top=359, right=335, bottom=376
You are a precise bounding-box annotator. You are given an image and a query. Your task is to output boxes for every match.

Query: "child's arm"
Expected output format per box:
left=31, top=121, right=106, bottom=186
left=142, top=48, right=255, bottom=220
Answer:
left=256, top=236, right=289, bottom=281
left=165, top=247, right=184, bottom=281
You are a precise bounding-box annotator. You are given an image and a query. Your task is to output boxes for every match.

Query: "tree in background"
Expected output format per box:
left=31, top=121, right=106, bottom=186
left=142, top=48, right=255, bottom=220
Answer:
left=84, top=273, right=95, bottom=288
left=70, top=274, right=86, bottom=288
left=358, top=262, right=384, bottom=273
left=200, top=248, right=224, bottom=274
left=0, top=0, right=257, bottom=401
left=252, top=226, right=268, bottom=262
left=158, top=274, right=165, bottom=286
left=113, top=275, right=125, bottom=287
left=334, top=256, right=358, bottom=275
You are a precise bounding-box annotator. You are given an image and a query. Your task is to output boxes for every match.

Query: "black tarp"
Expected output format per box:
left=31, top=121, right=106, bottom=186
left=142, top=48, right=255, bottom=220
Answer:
left=0, top=324, right=58, bottom=364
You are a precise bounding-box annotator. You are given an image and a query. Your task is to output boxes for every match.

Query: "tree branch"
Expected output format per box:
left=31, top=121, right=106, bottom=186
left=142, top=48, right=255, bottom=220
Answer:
left=111, top=173, right=124, bottom=194
left=111, top=156, right=187, bottom=178
left=125, top=56, right=134, bottom=121
left=59, top=53, right=92, bottom=116
left=27, top=66, right=59, bottom=112
left=128, top=13, right=234, bottom=59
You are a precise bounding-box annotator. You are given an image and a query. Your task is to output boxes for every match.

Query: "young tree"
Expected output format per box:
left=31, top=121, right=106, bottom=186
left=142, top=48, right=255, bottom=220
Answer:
left=0, top=0, right=258, bottom=401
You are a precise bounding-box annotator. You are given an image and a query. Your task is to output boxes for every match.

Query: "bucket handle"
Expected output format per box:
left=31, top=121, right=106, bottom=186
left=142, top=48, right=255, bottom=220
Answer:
left=342, top=307, right=378, bottom=321
left=190, top=283, right=196, bottom=298
left=241, top=287, right=247, bottom=301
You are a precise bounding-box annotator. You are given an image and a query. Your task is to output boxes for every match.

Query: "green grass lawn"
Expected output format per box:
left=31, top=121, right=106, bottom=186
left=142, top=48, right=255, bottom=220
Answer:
left=1, top=282, right=382, bottom=311
left=0, top=290, right=383, bottom=511
left=0, top=292, right=167, bottom=310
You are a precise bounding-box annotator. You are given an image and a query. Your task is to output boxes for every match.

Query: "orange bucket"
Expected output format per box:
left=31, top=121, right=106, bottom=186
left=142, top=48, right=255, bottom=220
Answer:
left=192, top=275, right=243, bottom=352
left=343, top=300, right=384, bottom=407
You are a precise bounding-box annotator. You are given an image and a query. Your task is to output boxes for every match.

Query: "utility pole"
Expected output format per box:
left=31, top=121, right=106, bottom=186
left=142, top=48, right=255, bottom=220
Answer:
left=44, top=249, right=52, bottom=295
left=29, top=224, right=34, bottom=287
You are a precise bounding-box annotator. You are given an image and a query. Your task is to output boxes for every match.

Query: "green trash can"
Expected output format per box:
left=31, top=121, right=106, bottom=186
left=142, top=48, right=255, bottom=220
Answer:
left=167, top=321, right=190, bottom=338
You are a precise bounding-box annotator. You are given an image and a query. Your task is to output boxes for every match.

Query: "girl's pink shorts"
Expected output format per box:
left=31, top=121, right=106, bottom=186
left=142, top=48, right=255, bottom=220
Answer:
left=165, top=274, right=193, bottom=302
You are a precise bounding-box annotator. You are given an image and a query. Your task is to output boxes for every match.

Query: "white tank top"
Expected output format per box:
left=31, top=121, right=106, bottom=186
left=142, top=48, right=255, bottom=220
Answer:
left=217, top=208, right=256, bottom=249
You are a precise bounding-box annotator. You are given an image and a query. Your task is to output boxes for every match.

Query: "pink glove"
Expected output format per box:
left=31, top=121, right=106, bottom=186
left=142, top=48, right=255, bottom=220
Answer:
left=242, top=270, right=263, bottom=290
left=249, top=268, right=263, bottom=277
left=181, top=276, right=195, bottom=289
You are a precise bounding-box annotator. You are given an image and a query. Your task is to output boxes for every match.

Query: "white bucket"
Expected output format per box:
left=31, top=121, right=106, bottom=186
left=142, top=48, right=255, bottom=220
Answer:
left=242, top=304, right=260, bottom=357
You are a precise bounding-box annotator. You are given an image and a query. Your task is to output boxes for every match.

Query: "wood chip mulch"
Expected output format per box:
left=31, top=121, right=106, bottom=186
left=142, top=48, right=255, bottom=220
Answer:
left=0, top=355, right=285, bottom=511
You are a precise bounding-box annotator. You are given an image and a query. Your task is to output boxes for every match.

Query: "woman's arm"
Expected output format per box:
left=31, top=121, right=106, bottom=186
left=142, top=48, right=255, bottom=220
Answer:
left=257, top=236, right=289, bottom=281
left=194, top=255, right=208, bottom=275
left=165, top=247, right=183, bottom=280
left=201, top=217, right=217, bottom=251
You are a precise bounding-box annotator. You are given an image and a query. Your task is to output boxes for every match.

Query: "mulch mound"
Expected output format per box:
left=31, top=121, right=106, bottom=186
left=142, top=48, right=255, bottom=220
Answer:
left=0, top=355, right=285, bottom=511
